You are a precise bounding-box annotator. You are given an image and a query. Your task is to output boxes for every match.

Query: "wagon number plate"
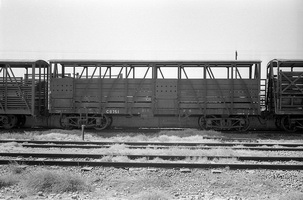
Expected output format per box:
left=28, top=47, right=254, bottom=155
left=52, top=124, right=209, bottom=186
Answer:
left=106, top=109, right=120, bottom=114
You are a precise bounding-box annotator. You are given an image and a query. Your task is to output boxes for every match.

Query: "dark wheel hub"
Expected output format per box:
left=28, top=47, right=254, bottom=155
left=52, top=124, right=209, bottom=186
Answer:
left=281, top=116, right=297, bottom=132
left=3, top=115, right=18, bottom=129
left=94, top=115, right=110, bottom=130
left=59, top=115, right=73, bottom=129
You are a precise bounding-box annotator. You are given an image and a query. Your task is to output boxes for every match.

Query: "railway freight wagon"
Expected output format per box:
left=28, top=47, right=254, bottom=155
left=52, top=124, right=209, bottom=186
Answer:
left=49, top=60, right=261, bottom=131
left=265, top=59, right=303, bottom=132
left=0, top=60, right=49, bottom=129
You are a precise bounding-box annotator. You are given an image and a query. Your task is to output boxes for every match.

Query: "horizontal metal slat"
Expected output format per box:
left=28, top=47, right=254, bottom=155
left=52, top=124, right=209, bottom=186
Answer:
left=73, top=102, right=152, bottom=108
left=179, top=103, right=259, bottom=109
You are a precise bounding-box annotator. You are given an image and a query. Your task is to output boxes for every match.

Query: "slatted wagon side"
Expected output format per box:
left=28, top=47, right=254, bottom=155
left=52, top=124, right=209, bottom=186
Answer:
left=49, top=60, right=261, bottom=130
left=266, top=59, right=303, bottom=132
left=0, top=60, right=49, bottom=129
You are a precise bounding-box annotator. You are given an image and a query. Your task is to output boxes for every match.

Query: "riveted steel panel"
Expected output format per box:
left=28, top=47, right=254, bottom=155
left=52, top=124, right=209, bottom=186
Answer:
left=155, top=80, right=177, bottom=99
left=52, top=99, right=73, bottom=108
left=51, top=78, right=73, bottom=98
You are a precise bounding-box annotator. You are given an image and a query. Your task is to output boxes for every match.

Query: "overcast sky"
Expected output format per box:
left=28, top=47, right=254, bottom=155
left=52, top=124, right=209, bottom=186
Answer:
left=0, top=0, right=302, bottom=68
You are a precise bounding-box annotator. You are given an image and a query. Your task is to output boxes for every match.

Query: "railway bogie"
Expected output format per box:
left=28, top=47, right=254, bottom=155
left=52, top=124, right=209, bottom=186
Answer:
left=59, top=114, right=110, bottom=130
left=198, top=115, right=250, bottom=131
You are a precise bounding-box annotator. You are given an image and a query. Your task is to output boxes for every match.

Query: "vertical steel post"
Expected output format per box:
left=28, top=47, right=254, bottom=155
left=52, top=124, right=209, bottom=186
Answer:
left=203, top=64, right=207, bottom=115
left=38, top=63, right=41, bottom=113
left=62, top=64, right=65, bottom=78
left=257, top=62, right=261, bottom=114
left=86, top=66, right=88, bottom=79
left=4, top=65, right=8, bottom=112
left=54, top=63, right=58, bottom=78
left=231, top=64, right=235, bottom=114
left=46, top=62, right=49, bottom=115
left=31, top=63, right=36, bottom=116
left=152, top=63, right=156, bottom=115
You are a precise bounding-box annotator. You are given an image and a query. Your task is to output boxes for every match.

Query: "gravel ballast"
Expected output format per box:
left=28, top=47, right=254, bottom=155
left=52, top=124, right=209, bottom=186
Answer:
left=0, top=165, right=303, bottom=200
left=0, top=129, right=302, bottom=199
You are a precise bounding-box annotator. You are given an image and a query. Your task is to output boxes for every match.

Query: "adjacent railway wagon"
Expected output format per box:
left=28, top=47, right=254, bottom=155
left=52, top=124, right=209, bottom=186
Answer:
left=49, top=60, right=261, bottom=131
left=265, top=59, right=303, bottom=132
left=0, top=60, right=49, bottom=129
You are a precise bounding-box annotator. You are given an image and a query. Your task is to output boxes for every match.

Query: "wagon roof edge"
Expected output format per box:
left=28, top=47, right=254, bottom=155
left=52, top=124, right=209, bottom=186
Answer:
left=0, top=60, right=48, bottom=65
left=48, top=59, right=262, bottom=64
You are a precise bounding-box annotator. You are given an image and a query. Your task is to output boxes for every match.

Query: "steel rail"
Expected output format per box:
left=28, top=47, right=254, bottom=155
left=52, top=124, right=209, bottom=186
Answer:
left=1, top=152, right=303, bottom=162
left=1, top=139, right=303, bottom=147
left=20, top=143, right=303, bottom=151
left=1, top=159, right=303, bottom=170
left=202, top=136, right=257, bottom=142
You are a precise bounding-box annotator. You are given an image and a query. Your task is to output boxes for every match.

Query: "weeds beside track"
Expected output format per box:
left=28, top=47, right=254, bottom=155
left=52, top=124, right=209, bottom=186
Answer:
left=1, top=139, right=303, bottom=170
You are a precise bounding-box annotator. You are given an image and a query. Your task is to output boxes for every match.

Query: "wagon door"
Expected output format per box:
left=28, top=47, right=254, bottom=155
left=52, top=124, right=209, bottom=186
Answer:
left=277, top=70, right=303, bottom=114
left=50, top=78, right=74, bottom=113
left=155, top=79, right=178, bottom=115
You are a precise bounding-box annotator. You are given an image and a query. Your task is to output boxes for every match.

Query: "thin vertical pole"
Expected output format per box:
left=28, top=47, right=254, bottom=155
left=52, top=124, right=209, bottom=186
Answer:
left=81, top=125, right=85, bottom=140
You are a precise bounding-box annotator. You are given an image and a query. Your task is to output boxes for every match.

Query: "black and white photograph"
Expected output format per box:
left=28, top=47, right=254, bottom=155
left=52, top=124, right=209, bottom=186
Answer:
left=0, top=0, right=303, bottom=199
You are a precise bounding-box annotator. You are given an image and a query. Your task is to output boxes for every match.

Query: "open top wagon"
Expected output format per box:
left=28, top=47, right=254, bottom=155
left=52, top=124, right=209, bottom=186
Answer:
left=266, top=59, right=303, bottom=132
left=49, top=60, right=261, bottom=131
left=0, top=60, right=49, bottom=129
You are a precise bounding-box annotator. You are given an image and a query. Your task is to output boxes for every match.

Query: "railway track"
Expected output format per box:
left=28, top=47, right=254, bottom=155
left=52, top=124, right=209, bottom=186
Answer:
left=1, top=159, right=303, bottom=170
left=1, top=139, right=303, bottom=151
left=21, top=144, right=303, bottom=152
left=1, top=152, right=303, bottom=162
left=1, top=139, right=303, bottom=170
left=1, top=139, right=303, bottom=147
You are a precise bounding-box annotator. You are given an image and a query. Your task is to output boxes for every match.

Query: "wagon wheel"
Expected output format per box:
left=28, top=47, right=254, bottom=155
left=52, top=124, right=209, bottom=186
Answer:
left=238, top=116, right=250, bottom=132
left=3, top=115, right=18, bottom=129
left=198, top=116, right=206, bottom=130
left=94, top=115, right=110, bottom=130
left=198, top=116, right=210, bottom=130
left=281, top=116, right=297, bottom=132
left=199, top=115, right=222, bottom=130
left=59, top=115, right=72, bottom=129
left=0, top=115, right=9, bottom=128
